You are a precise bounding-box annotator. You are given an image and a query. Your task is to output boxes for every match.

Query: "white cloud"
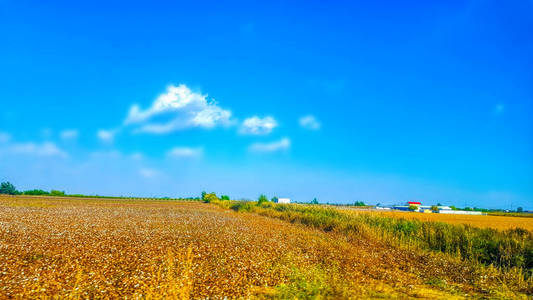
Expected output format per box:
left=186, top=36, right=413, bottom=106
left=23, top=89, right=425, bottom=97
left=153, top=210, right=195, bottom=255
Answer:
left=240, top=116, right=278, bottom=135
left=166, top=147, right=203, bottom=158
left=60, top=129, right=79, bottom=140
left=299, top=115, right=321, bottom=130
left=130, top=152, right=144, bottom=161
left=0, top=132, right=11, bottom=143
left=249, top=137, right=290, bottom=153
left=6, top=142, right=67, bottom=158
left=494, top=103, right=505, bottom=115
left=138, top=168, right=159, bottom=179
left=125, top=84, right=233, bottom=134
left=97, top=129, right=116, bottom=143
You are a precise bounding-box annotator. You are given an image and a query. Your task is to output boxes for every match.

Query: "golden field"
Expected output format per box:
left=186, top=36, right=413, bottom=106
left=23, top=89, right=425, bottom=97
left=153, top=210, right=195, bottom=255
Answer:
left=0, top=196, right=530, bottom=298
left=342, top=208, right=533, bottom=231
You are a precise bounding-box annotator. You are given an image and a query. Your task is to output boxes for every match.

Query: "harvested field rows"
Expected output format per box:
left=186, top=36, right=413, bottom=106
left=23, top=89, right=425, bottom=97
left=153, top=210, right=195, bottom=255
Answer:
left=0, top=197, right=528, bottom=298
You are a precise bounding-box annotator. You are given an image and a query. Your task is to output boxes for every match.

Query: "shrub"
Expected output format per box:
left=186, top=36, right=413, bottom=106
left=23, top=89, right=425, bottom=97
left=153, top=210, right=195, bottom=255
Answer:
left=203, top=193, right=219, bottom=203
left=408, top=205, right=418, bottom=211
left=220, top=195, right=230, bottom=201
left=431, top=205, right=439, bottom=212
left=50, top=190, right=65, bottom=196
left=353, top=201, right=365, bottom=206
left=0, top=182, right=18, bottom=195
left=257, top=194, right=268, bottom=205
left=24, top=189, right=50, bottom=196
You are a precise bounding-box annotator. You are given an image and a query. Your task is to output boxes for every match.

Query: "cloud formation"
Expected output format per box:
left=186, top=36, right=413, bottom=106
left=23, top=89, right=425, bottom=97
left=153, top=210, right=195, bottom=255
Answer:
left=240, top=116, right=278, bottom=135
left=97, top=129, right=116, bottom=143
left=2, top=141, right=67, bottom=158
left=299, top=115, right=321, bottom=130
left=249, top=137, right=290, bottom=153
left=138, top=168, right=159, bottom=179
left=60, top=129, right=79, bottom=140
left=166, top=147, right=203, bottom=158
left=125, top=84, right=233, bottom=134
left=0, top=132, right=11, bottom=143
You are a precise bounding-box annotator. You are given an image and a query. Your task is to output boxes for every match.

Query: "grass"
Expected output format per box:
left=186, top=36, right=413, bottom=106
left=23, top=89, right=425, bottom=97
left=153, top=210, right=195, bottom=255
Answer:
left=224, top=200, right=533, bottom=288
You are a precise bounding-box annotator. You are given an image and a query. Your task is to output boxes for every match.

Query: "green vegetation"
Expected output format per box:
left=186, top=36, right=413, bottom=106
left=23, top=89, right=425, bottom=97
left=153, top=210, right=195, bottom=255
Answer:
left=353, top=201, right=365, bottom=206
left=220, top=195, right=230, bottom=200
left=0, top=182, right=19, bottom=195
left=310, top=198, right=319, bottom=205
left=431, top=205, right=439, bottom=213
left=225, top=200, right=533, bottom=284
left=257, top=194, right=269, bottom=205
left=202, top=192, right=219, bottom=203
left=50, top=190, right=66, bottom=196
left=23, top=189, right=50, bottom=195
left=488, top=212, right=533, bottom=218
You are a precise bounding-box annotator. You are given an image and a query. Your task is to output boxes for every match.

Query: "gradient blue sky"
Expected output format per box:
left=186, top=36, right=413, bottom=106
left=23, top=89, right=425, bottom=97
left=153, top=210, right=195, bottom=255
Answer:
left=1, top=0, right=532, bottom=209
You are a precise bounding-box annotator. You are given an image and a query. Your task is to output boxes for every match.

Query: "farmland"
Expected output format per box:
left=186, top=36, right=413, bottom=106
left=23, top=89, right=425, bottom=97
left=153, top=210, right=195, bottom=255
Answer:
left=0, top=196, right=531, bottom=298
left=341, top=208, right=533, bottom=231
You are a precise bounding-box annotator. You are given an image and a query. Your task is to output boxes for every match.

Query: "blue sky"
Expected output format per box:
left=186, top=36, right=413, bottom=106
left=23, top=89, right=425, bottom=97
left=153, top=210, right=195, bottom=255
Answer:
left=1, top=0, right=532, bottom=209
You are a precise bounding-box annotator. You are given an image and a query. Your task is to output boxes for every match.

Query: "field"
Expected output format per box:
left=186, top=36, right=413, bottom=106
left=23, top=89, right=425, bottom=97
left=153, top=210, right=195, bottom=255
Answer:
left=341, top=208, right=533, bottom=231
left=0, top=196, right=531, bottom=299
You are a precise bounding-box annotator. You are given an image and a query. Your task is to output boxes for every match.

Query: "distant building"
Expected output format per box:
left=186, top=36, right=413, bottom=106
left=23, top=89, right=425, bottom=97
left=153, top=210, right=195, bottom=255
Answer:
left=276, top=198, right=291, bottom=204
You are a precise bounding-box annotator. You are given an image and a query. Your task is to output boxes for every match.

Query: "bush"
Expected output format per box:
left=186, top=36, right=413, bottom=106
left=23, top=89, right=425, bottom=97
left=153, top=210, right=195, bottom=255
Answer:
left=50, top=190, right=65, bottom=196
left=257, top=194, right=268, bottom=205
left=220, top=195, right=230, bottom=201
left=0, top=182, right=18, bottom=195
left=203, top=192, right=219, bottom=203
left=310, top=198, right=319, bottom=205
left=23, top=189, right=50, bottom=196
left=431, top=205, right=439, bottom=212
left=353, top=201, right=365, bottom=206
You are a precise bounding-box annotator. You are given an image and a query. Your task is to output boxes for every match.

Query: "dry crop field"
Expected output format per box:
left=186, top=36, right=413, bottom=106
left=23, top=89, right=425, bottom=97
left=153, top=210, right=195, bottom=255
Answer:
left=0, top=196, right=529, bottom=299
left=342, top=208, right=533, bottom=231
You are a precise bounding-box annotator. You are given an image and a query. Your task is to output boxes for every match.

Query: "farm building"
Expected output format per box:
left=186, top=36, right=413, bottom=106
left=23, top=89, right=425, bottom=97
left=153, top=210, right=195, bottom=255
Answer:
left=276, top=198, right=291, bottom=204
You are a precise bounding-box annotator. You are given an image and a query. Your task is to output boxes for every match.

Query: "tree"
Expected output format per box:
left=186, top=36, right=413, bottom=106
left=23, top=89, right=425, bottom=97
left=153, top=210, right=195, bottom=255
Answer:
left=437, top=203, right=442, bottom=206
left=408, top=205, right=418, bottom=212
left=201, top=191, right=207, bottom=201
left=0, top=182, right=18, bottom=195
left=271, top=197, right=278, bottom=203
left=431, top=205, right=439, bottom=213
left=220, top=195, right=230, bottom=201
left=517, top=207, right=524, bottom=213
left=50, top=190, right=65, bottom=196
left=203, top=192, right=219, bottom=203
left=354, top=201, right=366, bottom=206
left=23, top=189, right=50, bottom=196
left=257, top=194, right=268, bottom=205
left=311, top=198, right=319, bottom=204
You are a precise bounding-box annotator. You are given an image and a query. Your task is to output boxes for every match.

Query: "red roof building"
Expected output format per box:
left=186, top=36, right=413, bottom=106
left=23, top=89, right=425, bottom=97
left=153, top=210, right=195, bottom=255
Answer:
left=407, top=201, right=421, bottom=205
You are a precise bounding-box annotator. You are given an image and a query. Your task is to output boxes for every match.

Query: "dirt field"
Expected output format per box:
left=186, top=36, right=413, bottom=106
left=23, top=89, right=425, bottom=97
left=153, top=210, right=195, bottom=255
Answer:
left=0, top=196, right=527, bottom=298
left=342, top=208, right=533, bottom=231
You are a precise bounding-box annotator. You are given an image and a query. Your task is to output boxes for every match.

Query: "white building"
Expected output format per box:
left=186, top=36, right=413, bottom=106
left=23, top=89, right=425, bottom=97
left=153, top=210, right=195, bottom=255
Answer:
left=276, top=198, right=291, bottom=204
